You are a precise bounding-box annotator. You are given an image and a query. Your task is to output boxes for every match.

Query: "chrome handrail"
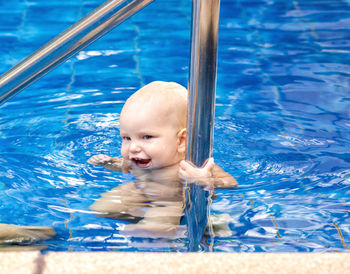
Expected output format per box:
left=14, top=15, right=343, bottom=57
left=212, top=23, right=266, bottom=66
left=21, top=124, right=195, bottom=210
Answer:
left=0, top=0, right=153, bottom=105
left=187, top=0, right=220, bottom=165
left=186, top=0, right=220, bottom=251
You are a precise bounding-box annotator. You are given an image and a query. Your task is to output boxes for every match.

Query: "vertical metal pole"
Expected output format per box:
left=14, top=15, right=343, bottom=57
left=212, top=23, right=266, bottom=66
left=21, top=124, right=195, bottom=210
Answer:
left=186, top=0, right=220, bottom=251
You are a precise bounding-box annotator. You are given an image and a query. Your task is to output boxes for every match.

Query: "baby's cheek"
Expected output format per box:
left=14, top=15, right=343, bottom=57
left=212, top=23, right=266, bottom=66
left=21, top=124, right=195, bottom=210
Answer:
left=120, top=145, right=128, bottom=158
left=151, top=143, right=168, bottom=159
left=147, top=140, right=161, bottom=150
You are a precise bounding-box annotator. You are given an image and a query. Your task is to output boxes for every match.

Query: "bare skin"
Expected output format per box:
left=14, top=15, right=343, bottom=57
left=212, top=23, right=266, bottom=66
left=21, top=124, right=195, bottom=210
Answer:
left=88, top=81, right=237, bottom=236
left=0, top=223, right=56, bottom=245
left=88, top=154, right=237, bottom=188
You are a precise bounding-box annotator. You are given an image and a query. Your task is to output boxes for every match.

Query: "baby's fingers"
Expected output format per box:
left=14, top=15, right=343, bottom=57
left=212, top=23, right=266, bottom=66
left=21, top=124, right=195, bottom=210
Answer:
left=178, top=160, right=195, bottom=179
left=179, top=160, right=195, bottom=171
left=179, top=160, right=191, bottom=175
left=202, top=157, right=215, bottom=173
left=179, top=160, right=212, bottom=179
left=87, top=154, right=112, bottom=166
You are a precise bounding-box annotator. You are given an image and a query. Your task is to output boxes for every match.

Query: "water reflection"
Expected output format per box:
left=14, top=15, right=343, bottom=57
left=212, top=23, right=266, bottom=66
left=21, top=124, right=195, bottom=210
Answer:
left=90, top=166, right=186, bottom=239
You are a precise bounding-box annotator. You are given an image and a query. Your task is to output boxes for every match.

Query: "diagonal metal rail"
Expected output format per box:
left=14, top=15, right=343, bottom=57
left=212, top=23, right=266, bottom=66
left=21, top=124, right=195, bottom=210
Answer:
left=0, top=0, right=153, bottom=105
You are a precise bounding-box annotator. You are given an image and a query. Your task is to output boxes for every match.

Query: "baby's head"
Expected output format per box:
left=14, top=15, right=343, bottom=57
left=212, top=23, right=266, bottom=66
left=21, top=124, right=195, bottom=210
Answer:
left=121, top=81, right=188, bottom=129
left=119, top=81, right=188, bottom=169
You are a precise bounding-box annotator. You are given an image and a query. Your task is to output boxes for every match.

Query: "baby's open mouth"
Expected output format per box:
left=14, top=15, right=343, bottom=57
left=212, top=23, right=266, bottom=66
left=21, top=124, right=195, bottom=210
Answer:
left=131, top=157, right=151, bottom=168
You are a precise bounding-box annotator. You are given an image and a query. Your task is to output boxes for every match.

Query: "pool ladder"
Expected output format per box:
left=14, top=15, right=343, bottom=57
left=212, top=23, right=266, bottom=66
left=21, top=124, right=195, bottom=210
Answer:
left=0, top=0, right=220, bottom=251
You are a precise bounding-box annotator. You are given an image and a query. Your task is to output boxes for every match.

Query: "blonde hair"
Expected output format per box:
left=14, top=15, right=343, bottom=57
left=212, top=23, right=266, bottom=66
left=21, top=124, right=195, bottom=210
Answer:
left=122, top=81, right=188, bottom=129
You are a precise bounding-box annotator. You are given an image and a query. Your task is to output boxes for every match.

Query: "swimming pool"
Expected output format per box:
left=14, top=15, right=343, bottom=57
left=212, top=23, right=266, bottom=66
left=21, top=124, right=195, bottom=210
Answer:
left=0, top=0, right=349, bottom=252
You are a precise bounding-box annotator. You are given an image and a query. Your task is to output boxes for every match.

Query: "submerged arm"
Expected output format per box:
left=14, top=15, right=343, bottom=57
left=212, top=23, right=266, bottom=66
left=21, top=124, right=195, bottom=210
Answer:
left=87, top=154, right=131, bottom=173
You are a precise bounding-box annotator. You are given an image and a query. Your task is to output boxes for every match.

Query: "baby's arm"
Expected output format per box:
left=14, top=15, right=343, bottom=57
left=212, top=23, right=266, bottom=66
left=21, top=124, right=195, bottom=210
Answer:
left=179, top=158, right=237, bottom=188
left=88, top=154, right=131, bottom=173
left=211, top=164, right=238, bottom=188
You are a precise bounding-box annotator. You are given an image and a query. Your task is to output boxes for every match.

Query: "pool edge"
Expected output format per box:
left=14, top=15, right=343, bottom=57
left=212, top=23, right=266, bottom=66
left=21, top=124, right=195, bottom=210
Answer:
left=1, top=252, right=349, bottom=273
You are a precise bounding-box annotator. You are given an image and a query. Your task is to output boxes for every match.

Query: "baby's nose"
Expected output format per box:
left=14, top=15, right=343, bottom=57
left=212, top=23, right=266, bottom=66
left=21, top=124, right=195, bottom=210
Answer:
left=129, top=141, right=141, bottom=152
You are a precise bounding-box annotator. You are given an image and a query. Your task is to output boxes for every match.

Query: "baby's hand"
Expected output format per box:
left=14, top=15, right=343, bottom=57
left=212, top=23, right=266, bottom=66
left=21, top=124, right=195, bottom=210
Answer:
left=179, top=158, right=215, bottom=186
left=88, top=154, right=130, bottom=173
left=87, top=154, right=114, bottom=166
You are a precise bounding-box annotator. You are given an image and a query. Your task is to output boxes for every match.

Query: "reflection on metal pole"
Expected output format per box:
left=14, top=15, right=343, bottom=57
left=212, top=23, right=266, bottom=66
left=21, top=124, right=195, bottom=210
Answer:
left=186, top=0, right=220, bottom=251
left=0, top=0, right=153, bottom=106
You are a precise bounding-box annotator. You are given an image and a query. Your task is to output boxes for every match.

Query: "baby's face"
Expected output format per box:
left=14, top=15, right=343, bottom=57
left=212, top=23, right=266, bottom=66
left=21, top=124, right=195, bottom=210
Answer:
left=120, top=101, right=185, bottom=170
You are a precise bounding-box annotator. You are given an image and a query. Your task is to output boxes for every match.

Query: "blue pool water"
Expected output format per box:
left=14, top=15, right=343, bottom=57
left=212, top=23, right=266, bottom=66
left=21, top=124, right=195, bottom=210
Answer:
left=1, top=0, right=350, bottom=252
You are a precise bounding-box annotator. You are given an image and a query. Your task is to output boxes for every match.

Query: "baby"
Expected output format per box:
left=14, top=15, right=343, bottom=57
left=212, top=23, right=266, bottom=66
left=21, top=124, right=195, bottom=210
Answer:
left=88, top=81, right=237, bottom=235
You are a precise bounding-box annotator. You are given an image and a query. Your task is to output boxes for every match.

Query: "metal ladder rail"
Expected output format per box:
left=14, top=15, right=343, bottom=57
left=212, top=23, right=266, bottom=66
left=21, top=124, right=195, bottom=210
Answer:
left=0, top=0, right=154, bottom=105
left=186, top=0, right=220, bottom=251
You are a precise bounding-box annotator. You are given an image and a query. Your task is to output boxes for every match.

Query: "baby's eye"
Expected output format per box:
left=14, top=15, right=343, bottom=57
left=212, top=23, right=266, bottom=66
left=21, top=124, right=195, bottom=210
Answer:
left=143, top=135, right=153, bottom=140
left=122, top=136, right=131, bottom=141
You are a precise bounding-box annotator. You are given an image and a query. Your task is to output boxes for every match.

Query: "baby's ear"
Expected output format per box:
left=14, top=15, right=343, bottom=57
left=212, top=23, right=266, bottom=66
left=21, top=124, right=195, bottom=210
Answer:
left=177, top=128, right=187, bottom=153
